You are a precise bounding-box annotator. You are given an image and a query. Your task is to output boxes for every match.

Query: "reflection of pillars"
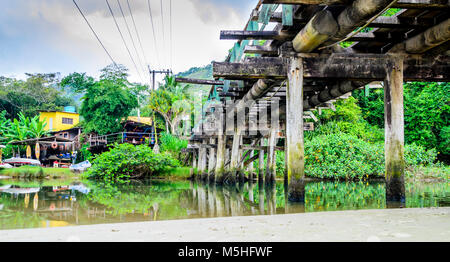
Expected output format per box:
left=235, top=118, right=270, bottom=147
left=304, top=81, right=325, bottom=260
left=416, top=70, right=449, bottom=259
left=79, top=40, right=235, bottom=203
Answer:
left=24, top=193, right=30, bottom=208
left=287, top=57, right=305, bottom=202
left=152, top=203, right=159, bottom=221
left=223, top=187, right=231, bottom=216
left=207, top=185, right=216, bottom=217
left=384, top=54, right=406, bottom=202
left=258, top=183, right=265, bottom=215
left=248, top=182, right=255, bottom=203
left=33, top=193, right=38, bottom=211
left=284, top=180, right=289, bottom=214
left=265, top=184, right=276, bottom=215
left=197, top=185, right=207, bottom=216
left=215, top=186, right=225, bottom=217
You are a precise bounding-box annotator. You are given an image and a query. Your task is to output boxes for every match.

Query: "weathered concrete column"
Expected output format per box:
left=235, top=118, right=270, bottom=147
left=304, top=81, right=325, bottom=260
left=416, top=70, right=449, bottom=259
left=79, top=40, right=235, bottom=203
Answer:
left=215, top=134, right=226, bottom=183
left=198, top=140, right=208, bottom=181
left=384, top=54, right=406, bottom=202
left=192, top=150, right=198, bottom=174
left=207, top=138, right=216, bottom=183
left=287, top=56, right=306, bottom=202
left=247, top=150, right=255, bottom=181
left=258, top=139, right=265, bottom=185
left=228, top=128, right=242, bottom=184
left=265, top=128, right=277, bottom=184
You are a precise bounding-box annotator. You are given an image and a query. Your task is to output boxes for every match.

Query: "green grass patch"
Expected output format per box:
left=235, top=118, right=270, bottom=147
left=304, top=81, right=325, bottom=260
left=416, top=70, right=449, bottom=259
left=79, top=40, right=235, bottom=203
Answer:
left=0, top=166, right=74, bottom=179
left=156, top=167, right=195, bottom=180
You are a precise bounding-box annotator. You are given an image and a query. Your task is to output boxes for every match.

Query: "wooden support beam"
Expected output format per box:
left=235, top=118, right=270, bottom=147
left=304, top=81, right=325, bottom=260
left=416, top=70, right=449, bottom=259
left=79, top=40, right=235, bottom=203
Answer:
left=265, top=128, right=278, bottom=183
left=404, top=18, right=450, bottom=54
left=287, top=57, right=306, bottom=202
left=263, top=0, right=450, bottom=9
left=384, top=54, right=406, bottom=202
left=292, top=10, right=338, bottom=52
left=220, top=30, right=294, bottom=41
left=244, top=45, right=278, bottom=55
left=175, top=78, right=224, bottom=86
left=213, top=54, right=450, bottom=82
left=258, top=139, right=265, bottom=185
left=200, top=140, right=208, bottom=181
left=261, top=0, right=348, bottom=4
left=328, top=0, right=392, bottom=43
left=208, top=138, right=216, bottom=182
left=215, top=134, right=226, bottom=183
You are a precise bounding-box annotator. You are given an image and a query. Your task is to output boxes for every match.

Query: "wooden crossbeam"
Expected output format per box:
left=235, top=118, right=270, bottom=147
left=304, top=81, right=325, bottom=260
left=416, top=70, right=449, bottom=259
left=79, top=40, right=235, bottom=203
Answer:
left=261, top=0, right=450, bottom=9
left=220, top=30, right=295, bottom=41
left=244, top=45, right=278, bottom=55
left=175, top=78, right=224, bottom=85
left=256, top=12, right=430, bottom=29
left=213, top=54, right=450, bottom=82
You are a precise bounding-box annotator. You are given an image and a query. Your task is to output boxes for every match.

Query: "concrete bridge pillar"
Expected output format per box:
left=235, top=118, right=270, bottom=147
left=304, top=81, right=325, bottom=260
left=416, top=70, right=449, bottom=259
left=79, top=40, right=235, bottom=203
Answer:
left=265, top=128, right=278, bottom=184
left=384, top=54, right=406, bottom=202
left=258, top=139, right=265, bottom=185
left=198, top=140, right=208, bottom=181
left=286, top=57, right=306, bottom=202
left=208, top=137, right=216, bottom=183
left=215, top=134, right=226, bottom=183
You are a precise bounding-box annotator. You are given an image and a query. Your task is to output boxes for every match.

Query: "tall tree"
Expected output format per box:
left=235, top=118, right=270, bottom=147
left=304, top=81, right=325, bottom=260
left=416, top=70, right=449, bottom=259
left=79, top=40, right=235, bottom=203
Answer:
left=62, top=64, right=138, bottom=135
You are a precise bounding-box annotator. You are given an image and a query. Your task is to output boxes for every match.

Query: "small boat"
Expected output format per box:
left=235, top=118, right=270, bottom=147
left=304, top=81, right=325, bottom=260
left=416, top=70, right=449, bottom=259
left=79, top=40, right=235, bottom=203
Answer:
left=0, top=163, right=13, bottom=169
left=2, top=187, right=40, bottom=194
left=3, top=158, right=41, bottom=167
left=69, top=161, right=91, bottom=172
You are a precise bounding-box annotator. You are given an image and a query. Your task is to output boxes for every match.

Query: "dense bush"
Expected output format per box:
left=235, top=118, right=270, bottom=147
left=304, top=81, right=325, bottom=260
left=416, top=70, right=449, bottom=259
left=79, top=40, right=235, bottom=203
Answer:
left=86, top=143, right=180, bottom=183
left=274, top=133, right=438, bottom=180
left=159, top=132, right=188, bottom=161
left=353, top=82, right=450, bottom=156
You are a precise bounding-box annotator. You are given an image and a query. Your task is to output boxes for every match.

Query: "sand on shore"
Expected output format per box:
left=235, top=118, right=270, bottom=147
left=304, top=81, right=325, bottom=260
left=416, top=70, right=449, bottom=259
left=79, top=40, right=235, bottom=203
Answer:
left=1, top=207, right=449, bottom=242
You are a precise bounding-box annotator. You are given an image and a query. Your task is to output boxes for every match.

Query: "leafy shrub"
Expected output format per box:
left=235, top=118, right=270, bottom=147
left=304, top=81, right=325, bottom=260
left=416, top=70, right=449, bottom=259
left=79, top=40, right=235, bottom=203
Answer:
left=159, top=132, right=188, bottom=161
left=404, top=143, right=437, bottom=166
left=306, top=120, right=384, bottom=143
left=275, top=133, right=438, bottom=180
left=304, top=133, right=385, bottom=179
left=86, top=143, right=180, bottom=183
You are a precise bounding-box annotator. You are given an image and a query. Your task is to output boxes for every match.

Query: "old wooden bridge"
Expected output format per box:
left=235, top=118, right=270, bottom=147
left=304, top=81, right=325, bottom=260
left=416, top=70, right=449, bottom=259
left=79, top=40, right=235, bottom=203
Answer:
left=177, top=0, right=450, bottom=202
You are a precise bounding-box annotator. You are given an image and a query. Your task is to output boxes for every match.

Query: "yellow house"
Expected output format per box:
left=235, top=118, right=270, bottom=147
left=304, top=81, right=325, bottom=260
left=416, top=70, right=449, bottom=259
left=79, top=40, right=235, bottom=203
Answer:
left=39, top=111, right=80, bottom=132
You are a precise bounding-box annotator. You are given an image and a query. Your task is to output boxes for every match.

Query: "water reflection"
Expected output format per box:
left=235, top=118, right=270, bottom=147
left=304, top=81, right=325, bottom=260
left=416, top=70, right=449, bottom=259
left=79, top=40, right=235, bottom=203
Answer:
left=0, top=179, right=449, bottom=230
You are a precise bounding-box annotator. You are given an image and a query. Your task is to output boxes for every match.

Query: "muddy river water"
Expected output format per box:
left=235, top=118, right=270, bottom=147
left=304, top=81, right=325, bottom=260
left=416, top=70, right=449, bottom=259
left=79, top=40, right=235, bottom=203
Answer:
left=0, top=178, right=449, bottom=230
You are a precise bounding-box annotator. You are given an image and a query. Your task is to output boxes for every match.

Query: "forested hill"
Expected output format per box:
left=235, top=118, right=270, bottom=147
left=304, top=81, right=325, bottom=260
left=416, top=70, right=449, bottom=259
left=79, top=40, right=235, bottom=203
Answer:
left=176, top=64, right=213, bottom=100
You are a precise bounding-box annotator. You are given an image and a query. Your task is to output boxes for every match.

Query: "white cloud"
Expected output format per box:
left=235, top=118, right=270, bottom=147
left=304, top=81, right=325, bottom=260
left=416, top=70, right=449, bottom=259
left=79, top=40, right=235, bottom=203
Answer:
left=0, top=0, right=252, bottom=84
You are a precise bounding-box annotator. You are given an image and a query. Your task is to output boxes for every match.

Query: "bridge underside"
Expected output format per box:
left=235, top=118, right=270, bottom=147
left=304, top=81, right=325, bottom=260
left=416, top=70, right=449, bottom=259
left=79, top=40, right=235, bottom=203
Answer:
left=178, top=0, right=450, bottom=202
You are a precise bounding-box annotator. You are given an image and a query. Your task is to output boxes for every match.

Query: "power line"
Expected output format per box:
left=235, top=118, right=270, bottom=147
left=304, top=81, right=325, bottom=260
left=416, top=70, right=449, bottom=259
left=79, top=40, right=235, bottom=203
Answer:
left=105, top=0, right=144, bottom=83
left=72, top=0, right=118, bottom=69
left=126, top=0, right=149, bottom=68
left=147, top=0, right=161, bottom=69
left=169, top=0, right=173, bottom=70
left=160, top=0, right=166, bottom=69
left=116, top=0, right=147, bottom=79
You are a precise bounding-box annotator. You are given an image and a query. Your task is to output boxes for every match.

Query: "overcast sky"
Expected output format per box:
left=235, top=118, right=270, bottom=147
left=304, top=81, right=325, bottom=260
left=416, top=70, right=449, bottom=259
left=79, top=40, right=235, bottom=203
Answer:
left=0, top=0, right=258, bottom=84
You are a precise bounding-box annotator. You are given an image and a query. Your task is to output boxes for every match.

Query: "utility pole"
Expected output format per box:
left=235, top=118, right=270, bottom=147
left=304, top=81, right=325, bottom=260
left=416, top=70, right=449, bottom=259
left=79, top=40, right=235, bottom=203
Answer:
left=148, top=66, right=172, bottom=153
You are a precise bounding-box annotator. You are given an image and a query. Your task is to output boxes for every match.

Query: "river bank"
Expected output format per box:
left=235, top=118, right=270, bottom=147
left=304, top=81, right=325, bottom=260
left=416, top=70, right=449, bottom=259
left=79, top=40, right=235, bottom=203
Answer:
left=1, top=207, right=449, bottom=242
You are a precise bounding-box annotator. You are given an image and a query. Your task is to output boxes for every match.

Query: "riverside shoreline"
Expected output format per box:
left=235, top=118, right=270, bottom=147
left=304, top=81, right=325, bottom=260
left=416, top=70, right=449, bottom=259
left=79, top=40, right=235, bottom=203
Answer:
left=1, top=207, right=449, bottom=242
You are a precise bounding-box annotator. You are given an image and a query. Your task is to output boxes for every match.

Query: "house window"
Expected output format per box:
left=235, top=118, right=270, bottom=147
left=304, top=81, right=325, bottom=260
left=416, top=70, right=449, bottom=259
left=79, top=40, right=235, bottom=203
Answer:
left=62, top=118, right=73, bottom=125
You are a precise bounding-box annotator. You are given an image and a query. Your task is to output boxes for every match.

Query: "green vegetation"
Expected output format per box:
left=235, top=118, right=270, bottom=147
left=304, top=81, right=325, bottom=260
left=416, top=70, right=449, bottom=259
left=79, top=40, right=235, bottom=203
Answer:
left=353, top=82, right=450, bottom=156
left=0, top=166, right=73, bottom=178
left=145, top=76, right=192, bottom=135
left=0, top=73, right=77, bottom=119
left=0, top=111, right=50, bottom=158
left=159, top=132, right=188, bottom=161
left=61, top=64, right=140, bottom=135
left=85, top=143, right=180, bottom=183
